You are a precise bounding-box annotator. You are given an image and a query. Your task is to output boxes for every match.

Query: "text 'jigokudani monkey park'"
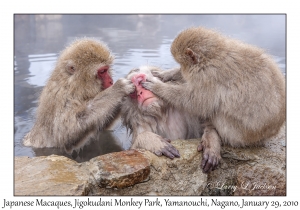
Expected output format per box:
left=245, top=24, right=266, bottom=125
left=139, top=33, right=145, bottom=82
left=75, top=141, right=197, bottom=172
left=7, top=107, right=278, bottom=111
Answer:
left=23, top=27, right=285, bottom=174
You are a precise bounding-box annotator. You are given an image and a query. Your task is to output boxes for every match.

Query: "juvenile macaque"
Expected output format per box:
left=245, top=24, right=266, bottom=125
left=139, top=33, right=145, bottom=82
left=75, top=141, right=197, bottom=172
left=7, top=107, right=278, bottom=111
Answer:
left=121, top=66, right=205, bottom=159
left=23, top=38, right=134, bottom=152
left=143, top=27, right=286, bottom=172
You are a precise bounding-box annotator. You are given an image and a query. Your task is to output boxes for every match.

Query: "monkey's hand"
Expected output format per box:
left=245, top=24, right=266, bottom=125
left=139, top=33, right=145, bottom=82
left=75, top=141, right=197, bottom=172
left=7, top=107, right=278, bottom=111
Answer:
left=141, top=76, right=164, bottom=93
left=151, top=68, right=181, bottom=82
left=113, top=78, right=136, bottom=95
left=153, top=138, right=181, bottom=159
left=197, top=125, right=222, bottom=173
left=198, top=141, right=221, bottom=173
left=131, top=131, right=180, bottom=159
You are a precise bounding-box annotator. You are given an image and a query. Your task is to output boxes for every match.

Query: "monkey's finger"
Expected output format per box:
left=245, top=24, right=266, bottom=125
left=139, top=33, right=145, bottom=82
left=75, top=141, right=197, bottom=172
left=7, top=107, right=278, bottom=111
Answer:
left=197, top=143, right=204, bottom=151
left=128, top=83, right=136, bottom=94
left=168, top=146, right=180, bottom=158
left=151, top=71, right=161, bottom=77
left=154, top=151, right=163, bottom=157
left=124, top=79, right=134, bottom=85
left=202, top=153, right=214, bottom=173
left=141, top=81, right=152, bottom=90
left=152, top=73, right=165, bottom=81
left=202, top=154, right=218, bottom=173
left=203, top=158, right=213, bottom=173
left=163, top=138, right=172, bottom=143
left=212, top=159, right=219, bottom=171
left=163, top=140, right=180, bottom=157
left=162, top=149, right=175, bottom=159
left=162, top=143, right=181, bottom=159
left=201, top=153, right=209, bottom=170
left=208, top=157, right=217, bottom=172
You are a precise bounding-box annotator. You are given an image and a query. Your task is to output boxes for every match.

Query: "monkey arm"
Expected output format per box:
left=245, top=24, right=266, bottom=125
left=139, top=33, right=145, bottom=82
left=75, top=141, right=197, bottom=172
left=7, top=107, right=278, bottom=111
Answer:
left=53, top=78, right=134, bottom=150
left=80, top=78, right=135, bottom=129
left=142, top=80, right=217, bottom=119
left=51, top=91, right=124, bottom=151
left=44, top=88, right=124, bottom=151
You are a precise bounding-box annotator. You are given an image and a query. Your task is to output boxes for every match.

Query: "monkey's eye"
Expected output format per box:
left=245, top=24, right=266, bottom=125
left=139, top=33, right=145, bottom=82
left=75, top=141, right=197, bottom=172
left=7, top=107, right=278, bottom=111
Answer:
left=66, top=65, right=76, bottom=74
left=97, top=66, right=109, bottom=78
left=99, top=69, right=106, bottom=74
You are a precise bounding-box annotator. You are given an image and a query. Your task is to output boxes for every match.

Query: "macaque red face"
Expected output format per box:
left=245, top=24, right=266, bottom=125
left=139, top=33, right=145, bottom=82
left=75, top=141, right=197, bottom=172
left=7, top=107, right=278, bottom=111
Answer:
left=129, top=73, right=157, bottom=106
left=97, top=65, right=113, bottom=89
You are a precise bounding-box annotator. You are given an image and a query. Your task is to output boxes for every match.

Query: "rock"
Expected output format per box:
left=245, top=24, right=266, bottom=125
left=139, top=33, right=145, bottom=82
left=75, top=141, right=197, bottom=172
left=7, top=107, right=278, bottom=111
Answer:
left=202, top=124, right=286, bottom=196
left=15, top=125, right=285, bottom=196
left=14, top=139, right=207, bottom=196
left=234, top=124, right=286, bottom=196
left=14, top=155, right=90, bottom=195
left=90, top=139, right=207, bottom=195
left=87, top=149, right=150, bottom=189
left=235, top=164, right=285, bottom=195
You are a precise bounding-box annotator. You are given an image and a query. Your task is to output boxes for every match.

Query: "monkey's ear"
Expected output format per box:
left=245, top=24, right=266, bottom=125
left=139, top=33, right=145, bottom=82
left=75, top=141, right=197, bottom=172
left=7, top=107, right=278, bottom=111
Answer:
left=65, top=61, right=76, bottom=75
left=185, top=48, right=199, bottom=64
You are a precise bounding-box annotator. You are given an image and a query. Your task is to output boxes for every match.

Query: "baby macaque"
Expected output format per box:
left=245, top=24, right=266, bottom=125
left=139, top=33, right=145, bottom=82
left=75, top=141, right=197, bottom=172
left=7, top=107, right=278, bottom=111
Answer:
left=23, top=38, right=134, bottom=152
left=142, top=27, right=286, bottom=172
left=121, top=66, right=205, bottom=159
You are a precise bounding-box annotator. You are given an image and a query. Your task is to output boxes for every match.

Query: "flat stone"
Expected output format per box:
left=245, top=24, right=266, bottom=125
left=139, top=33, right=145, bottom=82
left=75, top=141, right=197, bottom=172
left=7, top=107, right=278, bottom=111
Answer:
left=14, top=155, right=89, bottom=196
left=87, top=149, right=150, bottom=189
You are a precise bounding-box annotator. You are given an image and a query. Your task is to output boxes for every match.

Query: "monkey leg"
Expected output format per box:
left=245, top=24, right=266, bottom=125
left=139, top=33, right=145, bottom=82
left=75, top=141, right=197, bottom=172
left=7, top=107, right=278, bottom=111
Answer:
left=197, top=125, right=222, bottom=173
left=131, top=131, right=180, bottom=159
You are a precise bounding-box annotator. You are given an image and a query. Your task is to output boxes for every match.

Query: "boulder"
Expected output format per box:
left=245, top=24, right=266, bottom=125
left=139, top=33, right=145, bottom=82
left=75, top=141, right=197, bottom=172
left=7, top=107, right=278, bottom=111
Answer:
left=15, top=125, right=285, bottom=196
left=202, top=124, right=286, bottom=196
left=14, top=155, right=90, bottom=195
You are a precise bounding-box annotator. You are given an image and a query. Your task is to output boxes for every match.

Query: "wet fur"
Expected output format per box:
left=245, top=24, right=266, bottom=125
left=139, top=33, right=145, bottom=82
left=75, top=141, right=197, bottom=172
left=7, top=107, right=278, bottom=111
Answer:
left=23, top=38, right=134, bottom=152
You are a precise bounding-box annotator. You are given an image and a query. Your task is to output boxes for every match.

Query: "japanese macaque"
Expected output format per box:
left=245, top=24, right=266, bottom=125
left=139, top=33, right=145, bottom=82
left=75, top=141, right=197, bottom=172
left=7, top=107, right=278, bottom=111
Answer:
left=121, top=66, right=205, bottom=159
left=143, top=27, right=286, bottom=172
left=23, top=38, right=134, bottom=152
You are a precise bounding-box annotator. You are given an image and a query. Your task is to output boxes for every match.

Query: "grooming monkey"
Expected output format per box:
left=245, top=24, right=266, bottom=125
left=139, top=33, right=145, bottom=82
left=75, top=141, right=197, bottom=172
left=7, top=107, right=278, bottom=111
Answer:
left=23, top=38, right=134, bottom=152
left=121, top=66, right=205, bottom=159
left=143, top=27, right=286, bottom=172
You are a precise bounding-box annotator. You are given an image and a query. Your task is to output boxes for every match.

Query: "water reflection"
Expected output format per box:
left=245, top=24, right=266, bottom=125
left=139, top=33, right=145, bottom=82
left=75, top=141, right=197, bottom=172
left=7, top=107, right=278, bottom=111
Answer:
left=14, top=14, right=286, bottom=162
left=33, top=131, right=124, bottom=163
left=27, top=53, right=57, bottom=86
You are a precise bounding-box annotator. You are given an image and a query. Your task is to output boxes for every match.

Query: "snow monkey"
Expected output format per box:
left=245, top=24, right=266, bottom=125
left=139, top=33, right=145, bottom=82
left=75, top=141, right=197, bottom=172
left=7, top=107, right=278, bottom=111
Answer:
left=121, top=66, right=206, bottom=160
left=142, top=27, right=286, bottom=173
left=23, top=38, right=135, bottom=152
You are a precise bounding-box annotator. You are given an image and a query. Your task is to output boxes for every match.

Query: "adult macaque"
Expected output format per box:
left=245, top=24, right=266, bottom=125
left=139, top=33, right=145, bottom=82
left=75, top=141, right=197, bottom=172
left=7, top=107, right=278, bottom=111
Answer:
left=143, top=27, right=286, bottom=172
left=23, top=38, right=134, bottom=152
left=121, top=66, right=205, bottom=159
